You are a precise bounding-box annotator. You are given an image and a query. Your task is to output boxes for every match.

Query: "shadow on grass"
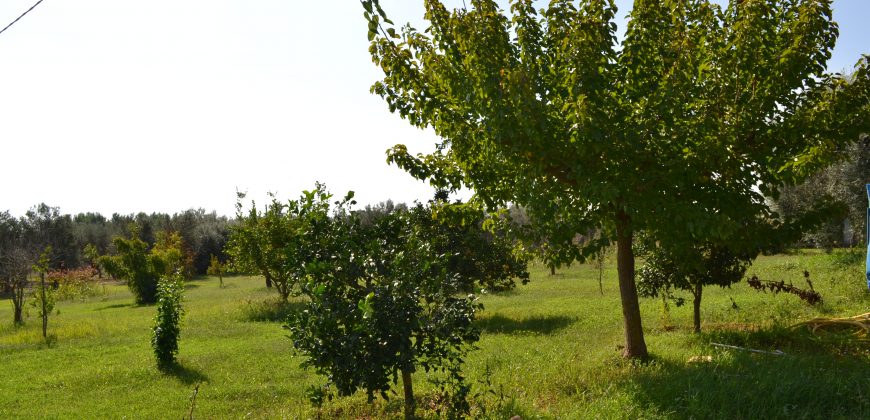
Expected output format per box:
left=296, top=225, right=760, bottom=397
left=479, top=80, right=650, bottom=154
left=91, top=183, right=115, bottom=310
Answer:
left=95, top=303, right=132, bottom=311
left=622, top=326, right=870, bottom=418
left=240, top=298, right=307, bottom=322
left=159, top=362, right=209, bottom=385
left=476, top=314, right=575, bottom=335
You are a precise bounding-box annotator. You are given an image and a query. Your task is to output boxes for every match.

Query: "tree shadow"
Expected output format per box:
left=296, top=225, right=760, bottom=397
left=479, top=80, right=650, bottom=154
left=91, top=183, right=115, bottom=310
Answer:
left=239, top=298, right=307, bottom=322
left=95, top=303, right=132, bottom=311
left=476, top=314, right=575, bottom=335
left=160, top=362, right=209, bottom=385
left=624, top=326, right=870, bottom=418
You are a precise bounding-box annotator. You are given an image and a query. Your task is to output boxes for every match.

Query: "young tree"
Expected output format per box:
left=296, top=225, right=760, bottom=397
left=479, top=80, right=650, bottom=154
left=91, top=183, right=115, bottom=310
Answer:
left=228, top=186, right=334, bottom=300
left=289, top=191, right=528, bottom=419
left=363, top=0, right=870, bottom=358
left=31, top=247, right=55, bottom=340
left=152, top=274, right=185, bottom=369
left=638, top=243, right=749, bottom=333
left=207, top=255, right=225, bottom=288
left=82, top=243, right=103, bottom=278
left=100, top=225, right=168, bottom=304
left=1, top=212, right=33, bottom=324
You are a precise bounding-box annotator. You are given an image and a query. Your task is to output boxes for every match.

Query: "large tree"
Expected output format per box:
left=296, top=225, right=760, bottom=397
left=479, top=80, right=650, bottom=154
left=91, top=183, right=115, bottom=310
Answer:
left=363, top=0, right=870, bottom=358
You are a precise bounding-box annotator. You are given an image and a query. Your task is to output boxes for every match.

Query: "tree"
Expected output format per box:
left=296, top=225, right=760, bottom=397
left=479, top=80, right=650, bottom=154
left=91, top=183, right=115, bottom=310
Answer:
left=639, top=243, right=749, bottom=333
left=289, top=191, right=528, bottom=419
left=228, top=186, right=334, bottom=300
left=637, top=201, right=842, bottom=332
left=207, top=255, right=225, bottom=288
left=100, top=225, right=166, bottom=304
left=363, top=0, right=870, bottom=358
left=152, top=274, right=184, bottom=369
left=23, top=204, right=79, bottom=270
left=0, top=212, right=31, bottom=324
left=83, top=243, right=102, bottom=278
left=773, top=137, right=870, bottom=248
left=31, top=247, right=55, bottom=340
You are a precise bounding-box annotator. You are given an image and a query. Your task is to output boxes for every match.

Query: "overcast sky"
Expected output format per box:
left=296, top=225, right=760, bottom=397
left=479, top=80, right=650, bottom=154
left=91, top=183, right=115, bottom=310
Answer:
left=1, top=0, right=867, bottom=217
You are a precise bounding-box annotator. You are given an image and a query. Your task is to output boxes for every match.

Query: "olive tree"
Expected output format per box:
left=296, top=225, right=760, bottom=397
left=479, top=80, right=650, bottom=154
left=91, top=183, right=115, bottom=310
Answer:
left=363, top=0, right=870, bottom=358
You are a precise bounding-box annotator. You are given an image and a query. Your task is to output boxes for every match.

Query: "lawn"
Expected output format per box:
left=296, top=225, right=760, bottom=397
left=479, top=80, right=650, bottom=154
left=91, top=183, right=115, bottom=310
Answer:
left=1, top=250, right=868, bottom=419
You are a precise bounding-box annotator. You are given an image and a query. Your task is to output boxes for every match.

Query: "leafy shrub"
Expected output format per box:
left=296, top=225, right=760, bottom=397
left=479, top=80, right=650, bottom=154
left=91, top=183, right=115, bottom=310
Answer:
left=152, top=275, right=184, bottom=369
left=47, top=267, right=106, bottom=301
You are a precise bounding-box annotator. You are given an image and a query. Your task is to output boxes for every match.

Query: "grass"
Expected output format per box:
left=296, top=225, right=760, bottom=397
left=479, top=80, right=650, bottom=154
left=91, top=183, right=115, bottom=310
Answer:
left=1, top=250, right=868, bottom=419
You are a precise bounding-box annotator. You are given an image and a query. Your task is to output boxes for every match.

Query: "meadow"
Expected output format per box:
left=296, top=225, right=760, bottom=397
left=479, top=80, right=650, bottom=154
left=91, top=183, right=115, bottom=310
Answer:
left=1, top=249, right=868, bottom=419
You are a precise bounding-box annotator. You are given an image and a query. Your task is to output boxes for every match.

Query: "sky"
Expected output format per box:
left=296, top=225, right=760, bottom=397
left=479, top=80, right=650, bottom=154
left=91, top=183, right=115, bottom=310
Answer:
left=0, top=0, right=867, bottom=218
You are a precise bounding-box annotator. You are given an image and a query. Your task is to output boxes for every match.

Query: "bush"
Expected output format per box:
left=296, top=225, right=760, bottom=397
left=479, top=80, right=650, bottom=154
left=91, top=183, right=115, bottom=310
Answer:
left=152, top=275, right=184, bottom=369
left=48, top=267, right=106, bottom=301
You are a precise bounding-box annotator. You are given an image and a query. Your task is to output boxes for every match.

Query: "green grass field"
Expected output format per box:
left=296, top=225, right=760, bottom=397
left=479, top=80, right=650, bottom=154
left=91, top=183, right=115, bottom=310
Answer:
left=2, top=250, right=868, bottom=419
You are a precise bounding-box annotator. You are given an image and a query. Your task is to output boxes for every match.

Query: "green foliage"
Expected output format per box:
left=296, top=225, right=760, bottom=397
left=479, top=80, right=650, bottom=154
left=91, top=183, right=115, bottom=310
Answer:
left=151, top=231, right=189, bottom=278
left=774, top=138, right=870, bottom=249
left=100, top=225, right=163, bottom=305
left=31, top=247, right=55, bottom=340
left=364, top=0, right=870, bottom=358
left=227, top=184, right=335, bottom=300
left=206, top=255, right=224, bottom=288
left=287, top=188, right=528, bottom=418
left=152, top=274, right=184, bottom=369
left=48, top=267, right=105, bottom=301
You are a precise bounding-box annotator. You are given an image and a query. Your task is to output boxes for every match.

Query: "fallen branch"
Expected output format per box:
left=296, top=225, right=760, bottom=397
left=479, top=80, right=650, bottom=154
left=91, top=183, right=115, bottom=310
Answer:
left=791, top=313, right=870, bottom=337
left=746, top=272, right=822, bottom=305
left=711, top=342, right=785, bottom=356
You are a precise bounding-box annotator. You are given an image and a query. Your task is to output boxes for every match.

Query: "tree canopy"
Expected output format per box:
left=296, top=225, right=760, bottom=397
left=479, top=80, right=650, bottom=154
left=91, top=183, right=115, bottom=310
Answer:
left=363, top=0, right=870, bottom=358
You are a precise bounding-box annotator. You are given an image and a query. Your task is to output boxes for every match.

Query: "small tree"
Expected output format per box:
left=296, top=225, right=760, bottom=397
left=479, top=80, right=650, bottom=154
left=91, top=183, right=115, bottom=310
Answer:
left=288, top=192, right=528, bottom=419
left=0, top=212, right=32, bottom=324
left=100, top=225, right=162, bottom=304
left=207, top=255, right=224, bottom=288
left=228, top=185, right=334, bottom=300
left=638, top=243, right=749, bottom=333
left=152, top=274, right=184, bottom=369
left=82, top=243, right=102, bottom=278
left=31, top=247, right=55, bottom=340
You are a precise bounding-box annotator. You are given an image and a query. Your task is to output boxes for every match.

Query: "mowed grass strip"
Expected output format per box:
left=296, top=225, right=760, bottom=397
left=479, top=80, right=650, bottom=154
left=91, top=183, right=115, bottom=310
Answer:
left=1, top=250, right=868, bottom=419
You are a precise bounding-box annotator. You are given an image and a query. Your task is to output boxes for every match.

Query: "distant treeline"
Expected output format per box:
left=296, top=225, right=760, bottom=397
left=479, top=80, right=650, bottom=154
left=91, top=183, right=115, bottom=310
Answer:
left=1, top=204, right=232, bottom=275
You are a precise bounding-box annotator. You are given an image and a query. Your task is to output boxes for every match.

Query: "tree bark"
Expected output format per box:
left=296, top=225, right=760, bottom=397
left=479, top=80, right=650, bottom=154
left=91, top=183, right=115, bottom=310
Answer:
left=40, top=272, right=48, bottom=339
left=265, top=274, right=273, bottom=289
left=615, top=211, right=648, bottom=359
left=12, top=278, right=25, bottom=325
left=692, top=282, right=703, bottom=334
left=401, top=368, right=415, bottom=420
left=550, top=265, right=556, bottom=276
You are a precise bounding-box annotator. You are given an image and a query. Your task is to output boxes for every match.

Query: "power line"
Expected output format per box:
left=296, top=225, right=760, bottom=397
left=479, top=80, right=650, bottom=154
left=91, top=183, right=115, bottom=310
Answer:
left=0, top=0, right=46, bottom=37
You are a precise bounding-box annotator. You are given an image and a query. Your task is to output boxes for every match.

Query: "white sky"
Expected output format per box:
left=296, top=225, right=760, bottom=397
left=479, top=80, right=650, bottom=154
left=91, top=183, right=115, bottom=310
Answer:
left=1, top=0, right=867, bottom=217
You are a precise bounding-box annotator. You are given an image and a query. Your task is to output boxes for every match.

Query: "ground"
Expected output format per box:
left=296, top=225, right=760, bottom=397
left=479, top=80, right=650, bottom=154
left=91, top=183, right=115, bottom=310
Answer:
left=1, top=249, right=868, bottom=419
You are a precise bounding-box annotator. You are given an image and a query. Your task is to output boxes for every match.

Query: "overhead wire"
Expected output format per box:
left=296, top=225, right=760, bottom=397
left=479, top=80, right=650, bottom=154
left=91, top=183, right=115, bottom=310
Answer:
left=0, top=0, right=46, bottom=37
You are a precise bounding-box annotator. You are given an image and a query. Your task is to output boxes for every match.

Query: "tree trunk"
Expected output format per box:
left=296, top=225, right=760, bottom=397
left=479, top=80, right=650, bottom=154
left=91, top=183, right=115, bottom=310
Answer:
left=401, top=368, right=415, bottom=420
left=12, top=279, right=25, bottom=325
left=265, top=275, right=273, bottom=289
left=13, top=294, right=23, bottom=324
left=40, top=272, right=48, bottom=339
left=615, top=211, right=648, bottom=359
left=550, top=265, right=556, bottom=276
left=692, top=282, right=703, bottom=334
